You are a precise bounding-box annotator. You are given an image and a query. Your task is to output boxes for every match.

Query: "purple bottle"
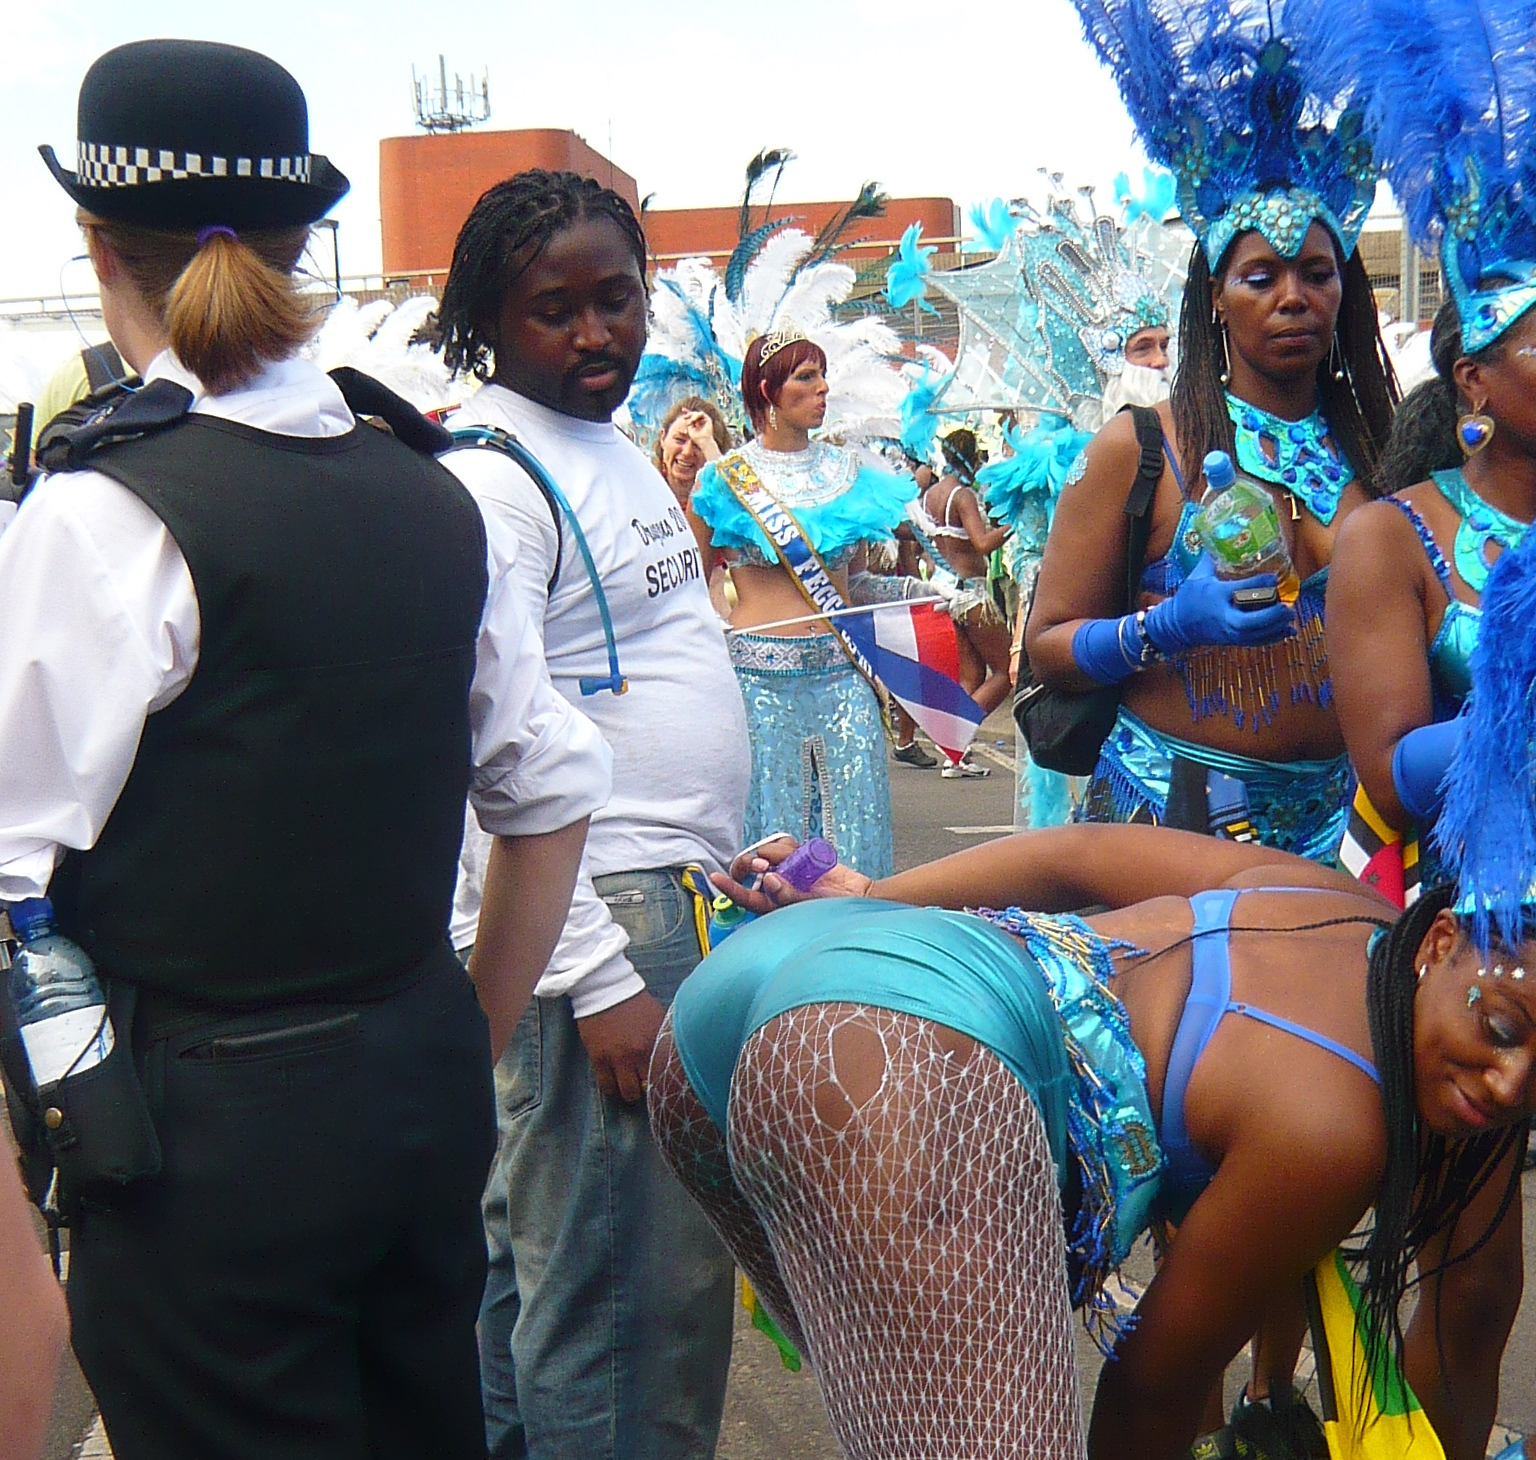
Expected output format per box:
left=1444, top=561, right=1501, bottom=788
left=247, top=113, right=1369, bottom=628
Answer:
left=773, top=837, right=838, bottom=893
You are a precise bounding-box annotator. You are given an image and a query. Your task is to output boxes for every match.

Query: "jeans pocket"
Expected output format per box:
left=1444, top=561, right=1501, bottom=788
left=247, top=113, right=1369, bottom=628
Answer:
left=493, top=996, right=543, bottom=1120
left=595, top=870, right=704, bottom=1005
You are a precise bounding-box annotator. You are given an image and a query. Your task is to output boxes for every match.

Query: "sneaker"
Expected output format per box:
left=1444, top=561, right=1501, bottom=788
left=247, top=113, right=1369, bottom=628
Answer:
left=892, top=739, right=939, bottom=769
left=1228, top=1386, right=1328, bottom=1460
left=940, top=752, right=991, bottom=779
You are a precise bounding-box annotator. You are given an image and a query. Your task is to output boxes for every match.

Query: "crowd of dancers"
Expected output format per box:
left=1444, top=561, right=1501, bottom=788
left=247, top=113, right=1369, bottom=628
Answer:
left=4, top=2, right=1536, bottom=1460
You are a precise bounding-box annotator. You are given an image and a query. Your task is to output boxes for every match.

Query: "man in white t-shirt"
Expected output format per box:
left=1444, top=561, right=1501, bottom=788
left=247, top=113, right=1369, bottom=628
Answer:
left=437, top=170, right=750, bottom=1460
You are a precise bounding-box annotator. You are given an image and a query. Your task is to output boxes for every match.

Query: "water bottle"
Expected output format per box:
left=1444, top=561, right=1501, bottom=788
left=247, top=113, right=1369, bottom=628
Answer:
left=6, top=896, right=114, bottom=1087
left=1196, top=451, right=1300, bottom=604
left=707, top=894, right=756, bottom=948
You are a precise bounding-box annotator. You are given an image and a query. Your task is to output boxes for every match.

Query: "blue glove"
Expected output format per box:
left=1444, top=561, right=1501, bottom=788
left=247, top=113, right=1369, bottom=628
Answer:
left=1391, top=716, right=1466, bottom=824
left=1143, top=554, right=1294, bottom=655
left=1071, top=615, right=1141, bottom=685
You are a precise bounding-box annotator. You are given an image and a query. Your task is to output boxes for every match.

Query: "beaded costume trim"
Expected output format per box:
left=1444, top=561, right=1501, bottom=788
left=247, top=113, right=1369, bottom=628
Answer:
left=971, top=906, right=1160, bottom=1354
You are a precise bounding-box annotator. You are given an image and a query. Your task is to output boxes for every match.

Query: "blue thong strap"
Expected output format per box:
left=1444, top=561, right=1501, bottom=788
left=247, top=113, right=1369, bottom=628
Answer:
left=1158, top=887, right=1380, bottom=1216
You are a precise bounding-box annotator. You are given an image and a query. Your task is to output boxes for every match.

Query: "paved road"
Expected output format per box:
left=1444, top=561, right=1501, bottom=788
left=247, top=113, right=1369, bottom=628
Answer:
left=30, top=711, right=1536, bottom=1456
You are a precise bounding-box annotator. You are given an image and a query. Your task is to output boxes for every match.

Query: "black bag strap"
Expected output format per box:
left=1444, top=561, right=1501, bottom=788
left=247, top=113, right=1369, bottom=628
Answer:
left=1119, top=403, right=1166, bottom=612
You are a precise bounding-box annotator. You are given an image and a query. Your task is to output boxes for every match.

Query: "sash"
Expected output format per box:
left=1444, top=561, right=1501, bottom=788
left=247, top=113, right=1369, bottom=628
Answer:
left=715, top=454, right=885, bottom=699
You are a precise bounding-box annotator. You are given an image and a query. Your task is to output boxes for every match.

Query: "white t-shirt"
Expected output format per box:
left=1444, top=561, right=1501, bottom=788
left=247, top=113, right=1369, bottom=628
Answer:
left=445, top=385, right=750, bottom=1014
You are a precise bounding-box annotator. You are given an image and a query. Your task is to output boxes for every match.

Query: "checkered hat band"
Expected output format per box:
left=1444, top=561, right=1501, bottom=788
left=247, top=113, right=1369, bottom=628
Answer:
left=77, top=143, right=312, bottom=187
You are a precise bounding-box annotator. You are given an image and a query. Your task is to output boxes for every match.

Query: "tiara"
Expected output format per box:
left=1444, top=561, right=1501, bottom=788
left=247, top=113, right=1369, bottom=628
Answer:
left=1068, top=2, right=1376, bottom=268
left=755, top=322, right=811, bottom=367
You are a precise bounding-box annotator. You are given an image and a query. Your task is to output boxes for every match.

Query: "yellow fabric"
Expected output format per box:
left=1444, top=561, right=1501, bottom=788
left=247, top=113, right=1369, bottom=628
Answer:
left=32, top=351, right=92, bottom=436
left=1307, top=1250, right=1444, bottom=1460
left=679, top=865, right=714, bottom=957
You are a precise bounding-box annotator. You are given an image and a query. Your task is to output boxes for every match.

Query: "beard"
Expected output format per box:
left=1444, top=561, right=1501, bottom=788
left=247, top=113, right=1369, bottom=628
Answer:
left=1101, top=363, right=1171, bottom=419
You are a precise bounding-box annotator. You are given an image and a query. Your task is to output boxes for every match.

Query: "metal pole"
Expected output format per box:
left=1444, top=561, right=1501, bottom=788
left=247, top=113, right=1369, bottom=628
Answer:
left=723, top=597, right=948, bottom=636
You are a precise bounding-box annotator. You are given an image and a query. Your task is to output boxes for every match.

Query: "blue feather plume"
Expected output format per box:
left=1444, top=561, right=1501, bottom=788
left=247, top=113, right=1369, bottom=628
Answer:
left=1065, top=0, right=1377, bottom=261
left=964, top=198, right=1016, bottom=254
left=1114, top=166, right=1179, bottom=224
left=1287, top=0, right=1536, bottom=305
left=898, top=362, right=948, bottom=463
left=1435, top=527, right=1536, bottom=954
left=976, top=416, right=1091, bottom=537
left=885, top=223, right=937, bottom=313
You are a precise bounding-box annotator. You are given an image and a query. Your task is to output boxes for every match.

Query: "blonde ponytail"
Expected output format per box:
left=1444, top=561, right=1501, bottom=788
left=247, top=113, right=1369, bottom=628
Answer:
left=82, top=213, right=320, bottom=394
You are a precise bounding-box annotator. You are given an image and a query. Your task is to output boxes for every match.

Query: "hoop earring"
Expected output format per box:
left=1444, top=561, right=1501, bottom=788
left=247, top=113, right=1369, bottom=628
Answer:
left=1219, top=324, right=1231, bottom=388
left=769, top=405, right=778, bottom=431
left=1457, top=404, right=1495, bottom=457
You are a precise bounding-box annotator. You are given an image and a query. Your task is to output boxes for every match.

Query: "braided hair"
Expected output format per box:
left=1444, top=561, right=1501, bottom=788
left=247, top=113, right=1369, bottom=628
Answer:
left=1374, top=298, right=1500, bottom=496
left=434, top=169, right=648, bottom=381
left=1171, top=238, right=1399, bottom=493
left=1352, top=884, right=1525, bottom=1409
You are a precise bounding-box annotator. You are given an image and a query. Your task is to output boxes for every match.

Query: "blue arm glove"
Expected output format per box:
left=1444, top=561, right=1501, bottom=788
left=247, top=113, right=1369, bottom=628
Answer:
left=1071, top=615, right=1141, bottom=685
left=1142, top=555, right=1294, bottom=655
left=1391, top=716, right=1466, bottom=824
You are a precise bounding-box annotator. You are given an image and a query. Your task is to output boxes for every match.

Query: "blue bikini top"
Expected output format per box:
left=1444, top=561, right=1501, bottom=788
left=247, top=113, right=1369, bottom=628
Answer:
left=1386, top=497, right=1480, bottom=715
left=1157, top=888, right=1380, bottom=1224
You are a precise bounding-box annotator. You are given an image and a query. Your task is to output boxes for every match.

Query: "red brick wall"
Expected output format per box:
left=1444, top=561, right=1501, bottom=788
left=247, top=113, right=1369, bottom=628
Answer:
left=379, top=129, right=640, bottom=280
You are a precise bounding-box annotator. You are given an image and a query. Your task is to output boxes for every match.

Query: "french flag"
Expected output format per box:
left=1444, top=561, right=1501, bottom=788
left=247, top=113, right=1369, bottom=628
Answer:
left=843, top=602, right=985, bottom=764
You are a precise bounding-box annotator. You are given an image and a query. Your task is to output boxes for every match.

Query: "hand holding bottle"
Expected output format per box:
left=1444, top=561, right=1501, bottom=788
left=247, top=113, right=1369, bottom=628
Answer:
left=1143, top=555, right=1295, bottom=653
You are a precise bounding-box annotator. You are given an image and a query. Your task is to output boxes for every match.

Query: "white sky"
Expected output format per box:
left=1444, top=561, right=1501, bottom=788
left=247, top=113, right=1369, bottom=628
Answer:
left=3, top=0, right=1156, bottom=298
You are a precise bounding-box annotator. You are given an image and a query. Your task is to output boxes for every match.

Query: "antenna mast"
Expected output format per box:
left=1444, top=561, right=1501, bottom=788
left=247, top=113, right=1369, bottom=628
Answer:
left=412, top=56, right=491, bottom=133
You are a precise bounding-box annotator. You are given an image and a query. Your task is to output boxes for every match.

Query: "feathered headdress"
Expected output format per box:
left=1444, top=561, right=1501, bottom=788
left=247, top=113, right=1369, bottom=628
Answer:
left=1287, top=0, right=1536, bottom=353
left=1436, top=525, right=1536, bottom=954
left=1066, top=0, right=1377, bottom=269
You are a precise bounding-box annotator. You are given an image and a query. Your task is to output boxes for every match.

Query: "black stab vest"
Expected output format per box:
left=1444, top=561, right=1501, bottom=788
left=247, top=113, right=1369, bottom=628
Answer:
left=49, top=415, right=489, bottom=1006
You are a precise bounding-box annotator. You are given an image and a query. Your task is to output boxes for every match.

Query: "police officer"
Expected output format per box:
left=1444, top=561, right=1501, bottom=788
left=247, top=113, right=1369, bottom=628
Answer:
left=1, top=41, right=612, bottom=1459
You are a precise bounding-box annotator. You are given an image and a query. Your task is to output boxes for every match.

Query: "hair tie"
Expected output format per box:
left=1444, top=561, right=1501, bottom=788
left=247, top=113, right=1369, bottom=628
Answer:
left=196, top=224, right=238, bottom=248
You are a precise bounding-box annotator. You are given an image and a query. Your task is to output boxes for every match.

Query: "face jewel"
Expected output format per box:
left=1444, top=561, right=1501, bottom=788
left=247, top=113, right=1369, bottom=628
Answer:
left=1468, top=984, right=1483, bottom=1007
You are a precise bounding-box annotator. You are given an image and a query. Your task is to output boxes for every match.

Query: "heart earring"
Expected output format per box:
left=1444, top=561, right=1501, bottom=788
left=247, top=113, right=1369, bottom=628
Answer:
left=1458, top=407, right=1495, bottom=457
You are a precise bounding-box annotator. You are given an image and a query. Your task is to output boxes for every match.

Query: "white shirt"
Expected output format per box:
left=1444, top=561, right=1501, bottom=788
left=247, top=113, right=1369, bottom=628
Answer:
left=445, top=386, right=750, bottom=1016
left=0, top=351, right=612, bottom=909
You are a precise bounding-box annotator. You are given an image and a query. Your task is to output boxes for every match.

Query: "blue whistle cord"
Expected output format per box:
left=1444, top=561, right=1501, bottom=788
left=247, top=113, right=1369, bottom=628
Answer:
left=449, top=427, right=627, bottom=697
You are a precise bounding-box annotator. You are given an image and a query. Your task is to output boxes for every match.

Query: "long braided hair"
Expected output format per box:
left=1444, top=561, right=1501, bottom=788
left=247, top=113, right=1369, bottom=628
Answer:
left=1170, top=237, right=1399, bottom=492
left=1352, top=884, right=1526, bottom=1406
left=433, top=169, right=649, bottom=381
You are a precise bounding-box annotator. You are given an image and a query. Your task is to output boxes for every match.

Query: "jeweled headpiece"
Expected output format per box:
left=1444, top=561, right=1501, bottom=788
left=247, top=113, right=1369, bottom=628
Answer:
left=1288, top=0, right=1536, bottom=353
left=1435, top=524, right=1536, bottom=954
left=926, top=182, right=1184, bottom=431
left=1067, top=0, right=1377, bottom=269
left=754, top=322, right=812, bottom=367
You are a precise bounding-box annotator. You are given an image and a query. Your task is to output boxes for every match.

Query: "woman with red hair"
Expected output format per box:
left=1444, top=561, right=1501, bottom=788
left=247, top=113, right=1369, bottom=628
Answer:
left=691, top=327, right=914, bottom=876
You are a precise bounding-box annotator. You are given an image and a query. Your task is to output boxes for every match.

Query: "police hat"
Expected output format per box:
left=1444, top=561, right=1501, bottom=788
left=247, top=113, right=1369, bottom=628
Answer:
left=40, top=40, right=350, bottom=230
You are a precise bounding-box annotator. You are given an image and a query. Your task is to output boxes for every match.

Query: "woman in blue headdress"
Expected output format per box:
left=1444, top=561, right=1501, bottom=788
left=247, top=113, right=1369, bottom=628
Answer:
left=1295, top=0, right=1536, bottom=921
left=1025, top=6, right=1398, bottom=870
left=691, top=327, right=914, bottom=878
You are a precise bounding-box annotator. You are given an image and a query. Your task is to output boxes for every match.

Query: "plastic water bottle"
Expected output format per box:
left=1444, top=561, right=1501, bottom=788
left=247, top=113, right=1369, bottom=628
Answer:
left=1196, top=451, right=1300, bottom=604
left=6, top=896, right=114, bottom=1087
left=707, top=894, right=756, bottom=948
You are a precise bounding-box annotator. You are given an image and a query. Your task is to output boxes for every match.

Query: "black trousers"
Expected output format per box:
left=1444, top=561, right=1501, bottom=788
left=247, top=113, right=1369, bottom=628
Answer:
left=68, top=946, right=496, bottom=1460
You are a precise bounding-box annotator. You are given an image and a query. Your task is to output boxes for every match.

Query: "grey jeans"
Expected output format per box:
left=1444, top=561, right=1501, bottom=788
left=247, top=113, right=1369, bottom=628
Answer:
left=476, top=866, right=734, bottom=1459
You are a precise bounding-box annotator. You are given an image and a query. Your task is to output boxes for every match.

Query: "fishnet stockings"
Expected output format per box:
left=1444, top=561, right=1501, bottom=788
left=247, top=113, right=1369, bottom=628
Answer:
left=651, top=1003, right=1085, bottom=1460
